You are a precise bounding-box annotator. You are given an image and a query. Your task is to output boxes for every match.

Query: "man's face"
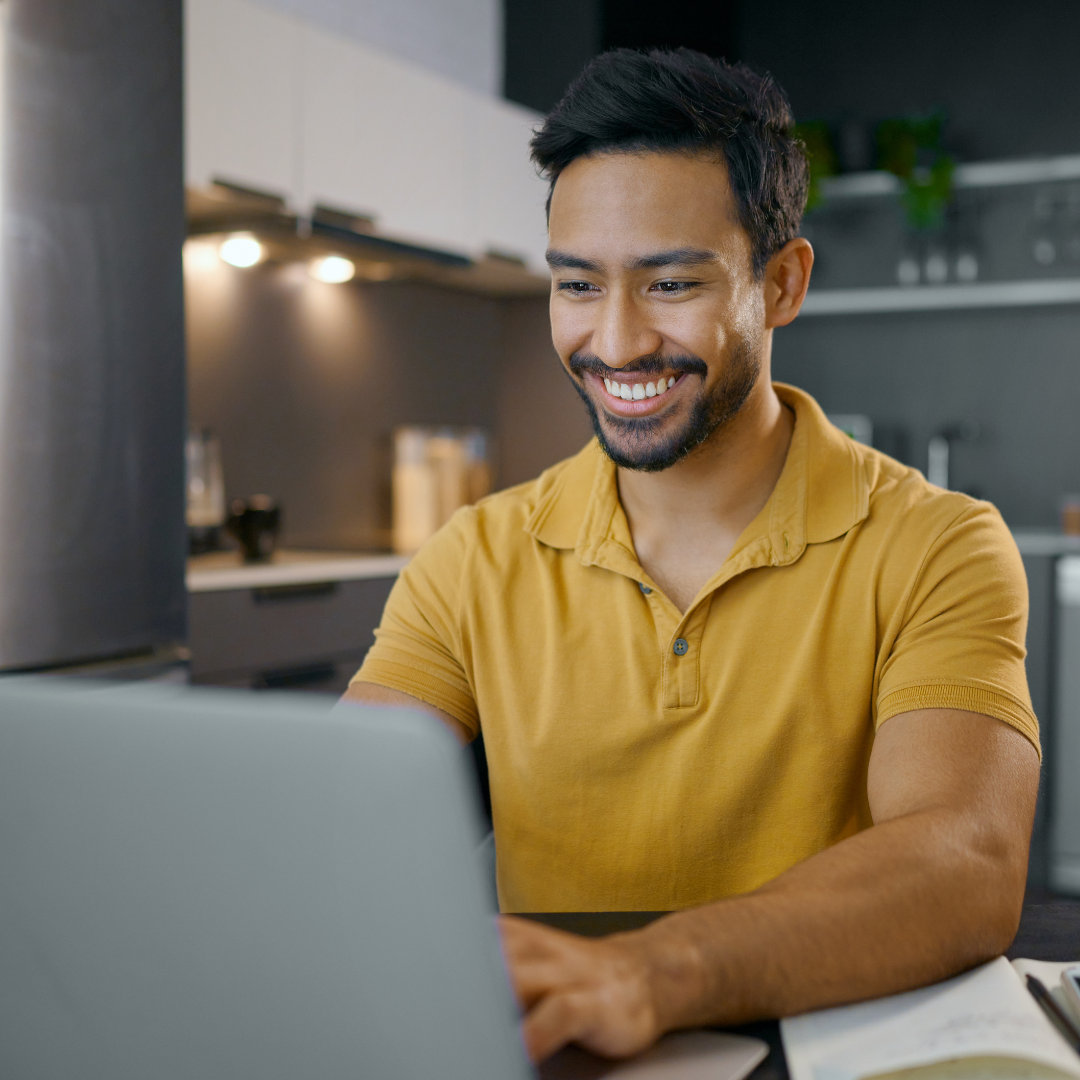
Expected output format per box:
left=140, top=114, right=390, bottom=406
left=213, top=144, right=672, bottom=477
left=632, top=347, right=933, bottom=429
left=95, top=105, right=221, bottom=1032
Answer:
left=546, top=151, right=767, bottom=472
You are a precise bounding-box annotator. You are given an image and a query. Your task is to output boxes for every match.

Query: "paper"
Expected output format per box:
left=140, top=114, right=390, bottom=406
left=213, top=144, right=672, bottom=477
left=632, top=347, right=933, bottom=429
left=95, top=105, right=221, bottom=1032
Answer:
left=781, top=957, right=1080, bottom=1080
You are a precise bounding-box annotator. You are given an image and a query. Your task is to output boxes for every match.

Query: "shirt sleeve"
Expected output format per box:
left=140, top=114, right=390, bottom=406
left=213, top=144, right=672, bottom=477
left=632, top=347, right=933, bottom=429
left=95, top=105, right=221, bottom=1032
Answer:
left=351, top=509, right=480, bottom=739
left=875, top=500, right=1040, bottom=755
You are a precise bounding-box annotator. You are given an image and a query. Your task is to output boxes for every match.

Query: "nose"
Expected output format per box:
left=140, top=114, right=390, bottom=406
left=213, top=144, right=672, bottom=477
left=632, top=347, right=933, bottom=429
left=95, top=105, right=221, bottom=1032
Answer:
left=591, top=292, right=663, bottom=370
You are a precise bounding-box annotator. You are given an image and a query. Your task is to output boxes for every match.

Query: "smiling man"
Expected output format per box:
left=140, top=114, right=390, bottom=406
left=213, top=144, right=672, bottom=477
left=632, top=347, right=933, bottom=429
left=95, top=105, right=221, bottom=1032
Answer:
left=345, top=49, right=1040, bottom=1064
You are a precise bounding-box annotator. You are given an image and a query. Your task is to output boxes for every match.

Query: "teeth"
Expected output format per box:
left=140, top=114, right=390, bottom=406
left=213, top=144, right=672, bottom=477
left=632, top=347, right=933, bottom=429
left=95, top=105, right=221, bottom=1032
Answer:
left=603, top=375, right=678, bottom=400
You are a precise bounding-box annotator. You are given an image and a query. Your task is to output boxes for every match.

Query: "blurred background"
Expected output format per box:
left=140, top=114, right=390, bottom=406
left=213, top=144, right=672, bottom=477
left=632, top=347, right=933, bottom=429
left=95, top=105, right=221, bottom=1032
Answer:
left=2, top=0, right=1080, bottom=894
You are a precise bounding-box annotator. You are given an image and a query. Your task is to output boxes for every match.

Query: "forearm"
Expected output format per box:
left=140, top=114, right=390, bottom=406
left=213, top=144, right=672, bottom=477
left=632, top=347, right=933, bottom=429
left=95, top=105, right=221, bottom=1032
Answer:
left=620, top=807, right=1028, bottom=1029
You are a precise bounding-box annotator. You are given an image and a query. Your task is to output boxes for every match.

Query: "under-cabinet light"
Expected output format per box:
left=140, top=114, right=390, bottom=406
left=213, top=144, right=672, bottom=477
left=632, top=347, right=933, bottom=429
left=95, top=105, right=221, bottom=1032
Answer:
left=309, top=254, right=356, bottom=284
left=218, top=233, right=264, bottom=269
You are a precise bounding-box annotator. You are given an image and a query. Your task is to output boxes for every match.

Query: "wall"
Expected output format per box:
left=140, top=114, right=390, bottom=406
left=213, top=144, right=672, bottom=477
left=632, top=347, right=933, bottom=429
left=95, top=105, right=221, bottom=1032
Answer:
left=496, top=297, right=593, bottom=487
left=739, top=0, right=1080, bottom=162
left=249, top=0, right=502, bottom=98
left=185, top=256, right=586, bottom=550
left=773, top=305, right=1080, bottom=527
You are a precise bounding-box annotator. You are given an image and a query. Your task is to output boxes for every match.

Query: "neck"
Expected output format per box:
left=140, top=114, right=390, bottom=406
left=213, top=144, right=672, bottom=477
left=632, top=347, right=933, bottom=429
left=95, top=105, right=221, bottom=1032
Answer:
left=616, top=380, right=794, bottom=602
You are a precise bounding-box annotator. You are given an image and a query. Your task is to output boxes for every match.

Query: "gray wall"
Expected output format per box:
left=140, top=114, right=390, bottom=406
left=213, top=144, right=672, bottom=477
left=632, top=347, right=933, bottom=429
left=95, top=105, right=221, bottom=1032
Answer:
left=186, top=264, right=586, bottom=550
left=773, top=304, right=1080, bottom=527
left=739, top=0, right=1080, bottom=162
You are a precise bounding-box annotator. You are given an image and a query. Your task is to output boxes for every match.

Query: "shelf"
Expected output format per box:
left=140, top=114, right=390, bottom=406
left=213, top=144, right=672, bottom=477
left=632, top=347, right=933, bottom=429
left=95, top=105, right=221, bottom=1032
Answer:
left=800, top=278, right=1080, bottom=316
left=821, top=154, right=1080, bottom=200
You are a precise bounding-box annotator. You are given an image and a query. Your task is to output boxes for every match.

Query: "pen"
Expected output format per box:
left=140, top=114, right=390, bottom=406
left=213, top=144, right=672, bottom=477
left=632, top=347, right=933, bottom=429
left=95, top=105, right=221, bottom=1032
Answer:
left=1026, top=974, right=1080, bottom=1055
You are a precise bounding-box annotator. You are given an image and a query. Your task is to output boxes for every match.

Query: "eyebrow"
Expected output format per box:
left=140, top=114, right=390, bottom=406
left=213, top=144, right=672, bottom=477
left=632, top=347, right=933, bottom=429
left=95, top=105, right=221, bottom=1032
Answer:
left=545, top=247, right=721, bottom=272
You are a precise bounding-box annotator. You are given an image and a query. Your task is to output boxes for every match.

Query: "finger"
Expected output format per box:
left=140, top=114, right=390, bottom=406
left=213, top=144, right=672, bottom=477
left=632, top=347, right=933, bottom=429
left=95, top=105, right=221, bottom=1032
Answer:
left=505, top=957, right=576, bottom=1008
left=521, top=989, right=594, bottom=1063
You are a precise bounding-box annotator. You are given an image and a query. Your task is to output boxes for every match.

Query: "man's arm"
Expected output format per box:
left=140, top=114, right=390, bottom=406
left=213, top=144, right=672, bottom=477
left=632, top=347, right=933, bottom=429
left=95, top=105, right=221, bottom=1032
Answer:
left=500, top=707, right=1040, bottom=1063
left=341, top=681, right=473, bottom=745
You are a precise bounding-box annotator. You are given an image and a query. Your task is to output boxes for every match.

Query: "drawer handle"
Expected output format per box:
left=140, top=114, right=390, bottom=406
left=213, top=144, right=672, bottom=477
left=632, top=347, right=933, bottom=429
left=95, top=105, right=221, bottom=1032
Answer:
left=254, top=661, right=338, bottom=689
left=252, top=581, right=340, bottom=603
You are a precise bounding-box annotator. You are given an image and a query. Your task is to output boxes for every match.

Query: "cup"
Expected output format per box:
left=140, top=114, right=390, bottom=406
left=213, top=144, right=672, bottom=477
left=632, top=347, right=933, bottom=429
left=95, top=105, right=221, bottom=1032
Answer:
left=226, top=495, right=281, bottom=562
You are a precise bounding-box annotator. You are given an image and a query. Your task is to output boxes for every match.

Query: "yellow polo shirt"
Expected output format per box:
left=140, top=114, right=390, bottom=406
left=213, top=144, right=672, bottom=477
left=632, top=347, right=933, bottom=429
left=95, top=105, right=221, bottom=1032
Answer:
left=354, top=383, right=1038, bottom=912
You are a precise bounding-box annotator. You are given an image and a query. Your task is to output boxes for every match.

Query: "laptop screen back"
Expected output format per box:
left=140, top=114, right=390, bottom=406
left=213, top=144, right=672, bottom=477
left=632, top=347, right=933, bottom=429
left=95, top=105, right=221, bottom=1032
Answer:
left=0, top=677, right=532, bottom=1080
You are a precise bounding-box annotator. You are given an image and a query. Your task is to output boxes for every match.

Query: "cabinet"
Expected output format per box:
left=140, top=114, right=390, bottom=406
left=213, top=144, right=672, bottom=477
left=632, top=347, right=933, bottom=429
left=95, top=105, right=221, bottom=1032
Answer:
left=184, top=0, right=299, bottom=201
left=185, top=0, right=548, bottom=269
left=188, top=574, right=397, bottom=696
left=299, top=24, right=471, bottom=253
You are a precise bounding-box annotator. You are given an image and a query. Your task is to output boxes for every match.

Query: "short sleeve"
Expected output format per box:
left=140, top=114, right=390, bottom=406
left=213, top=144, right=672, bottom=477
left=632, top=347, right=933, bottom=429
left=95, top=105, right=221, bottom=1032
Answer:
left=875, top=501, right=1040, bottom=754
left=351, top=509, right=480, bottom=739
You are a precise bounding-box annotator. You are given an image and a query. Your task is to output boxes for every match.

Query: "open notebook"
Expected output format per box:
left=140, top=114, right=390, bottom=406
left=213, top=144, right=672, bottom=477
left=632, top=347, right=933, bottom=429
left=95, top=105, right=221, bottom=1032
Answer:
left=782, top=957, right=1080, bottom=1080
left=0, top=677, right=766, bottom=1080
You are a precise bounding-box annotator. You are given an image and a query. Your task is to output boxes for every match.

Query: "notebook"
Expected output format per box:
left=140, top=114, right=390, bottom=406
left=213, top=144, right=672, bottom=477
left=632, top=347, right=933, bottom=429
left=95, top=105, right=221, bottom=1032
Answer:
left=0, top=676, right=767, bottom=1080
left=781, top=956, right=1080, bottom=1080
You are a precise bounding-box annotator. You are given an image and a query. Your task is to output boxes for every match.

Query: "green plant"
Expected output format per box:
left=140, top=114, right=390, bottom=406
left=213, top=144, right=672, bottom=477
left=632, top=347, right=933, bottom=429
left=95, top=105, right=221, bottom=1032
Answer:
left=875, top=111, right=956, bottom=230
left=793, top=121, right=838, bottom=214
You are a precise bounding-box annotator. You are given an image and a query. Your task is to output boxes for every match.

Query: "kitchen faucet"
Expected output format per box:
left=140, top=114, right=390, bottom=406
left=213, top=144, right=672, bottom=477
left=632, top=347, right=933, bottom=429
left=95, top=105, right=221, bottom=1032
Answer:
left=927, top=423, right=980, bottom=491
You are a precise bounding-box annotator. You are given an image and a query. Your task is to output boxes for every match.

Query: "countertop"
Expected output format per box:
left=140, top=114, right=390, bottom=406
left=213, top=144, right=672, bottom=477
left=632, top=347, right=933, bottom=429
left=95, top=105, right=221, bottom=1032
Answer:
left=186, top=549, right=410, bottom=592
left=1011, top=529, right=1080, bottom=556
left=185, top=532, right=1080, bottom=593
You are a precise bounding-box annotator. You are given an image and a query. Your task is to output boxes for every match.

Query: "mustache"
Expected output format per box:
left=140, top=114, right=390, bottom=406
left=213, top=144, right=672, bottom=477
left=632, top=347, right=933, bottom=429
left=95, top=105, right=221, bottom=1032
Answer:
left=568, top=351, right=708, bottom=379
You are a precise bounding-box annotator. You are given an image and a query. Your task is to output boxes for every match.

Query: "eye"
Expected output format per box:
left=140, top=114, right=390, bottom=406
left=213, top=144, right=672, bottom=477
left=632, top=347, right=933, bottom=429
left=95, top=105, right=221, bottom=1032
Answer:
left=555, top=280, right=599, bottom=295
left=652, top=280, right=699, bottom=295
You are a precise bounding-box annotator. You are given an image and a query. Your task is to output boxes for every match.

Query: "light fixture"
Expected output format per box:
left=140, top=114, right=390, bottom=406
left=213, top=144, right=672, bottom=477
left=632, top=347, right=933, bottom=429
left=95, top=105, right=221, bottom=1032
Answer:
left=309, top=254, right=356, bottom=284
left=218, top=233, right=264, bottom=269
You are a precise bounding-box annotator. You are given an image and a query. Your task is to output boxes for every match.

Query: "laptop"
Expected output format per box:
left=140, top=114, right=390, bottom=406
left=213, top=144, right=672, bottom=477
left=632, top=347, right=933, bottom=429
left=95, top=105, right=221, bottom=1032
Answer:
left=0, top=677, right=767, bottom=1080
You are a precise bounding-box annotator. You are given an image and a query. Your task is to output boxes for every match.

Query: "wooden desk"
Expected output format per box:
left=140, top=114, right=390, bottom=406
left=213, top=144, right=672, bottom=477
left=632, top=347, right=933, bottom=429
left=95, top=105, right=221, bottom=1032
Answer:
left=527, top=901, right=1080, bottom=1080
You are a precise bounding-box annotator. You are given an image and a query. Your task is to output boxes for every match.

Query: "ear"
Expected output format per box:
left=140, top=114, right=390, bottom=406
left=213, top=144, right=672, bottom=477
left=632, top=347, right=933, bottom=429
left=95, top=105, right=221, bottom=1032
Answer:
left=763, top=237, right=814, bottom=329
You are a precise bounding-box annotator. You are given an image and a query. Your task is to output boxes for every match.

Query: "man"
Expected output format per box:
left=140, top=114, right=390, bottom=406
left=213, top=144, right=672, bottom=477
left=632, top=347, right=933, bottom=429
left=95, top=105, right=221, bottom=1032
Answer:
left=344, top=48, right=1040, bottom=1064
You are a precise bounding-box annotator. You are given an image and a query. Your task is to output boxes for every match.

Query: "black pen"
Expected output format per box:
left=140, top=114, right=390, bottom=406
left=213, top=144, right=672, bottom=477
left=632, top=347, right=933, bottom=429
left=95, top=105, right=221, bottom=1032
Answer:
left=1026, top=974, right=1080, bottom=1055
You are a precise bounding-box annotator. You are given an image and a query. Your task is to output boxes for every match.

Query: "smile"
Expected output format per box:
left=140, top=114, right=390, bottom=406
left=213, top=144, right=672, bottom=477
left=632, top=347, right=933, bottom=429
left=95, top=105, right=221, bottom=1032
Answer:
left=602, top=376, right=678, bottom=402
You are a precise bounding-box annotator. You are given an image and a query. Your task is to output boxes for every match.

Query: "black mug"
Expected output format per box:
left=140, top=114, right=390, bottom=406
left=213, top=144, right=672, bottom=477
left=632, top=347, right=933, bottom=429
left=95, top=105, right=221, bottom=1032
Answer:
left=226, top=495, right=281, bottom=563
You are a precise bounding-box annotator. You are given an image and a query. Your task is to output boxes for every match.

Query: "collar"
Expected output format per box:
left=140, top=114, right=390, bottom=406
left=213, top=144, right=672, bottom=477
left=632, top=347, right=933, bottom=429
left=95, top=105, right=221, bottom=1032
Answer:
left=524, top=382, right=870, bottom=572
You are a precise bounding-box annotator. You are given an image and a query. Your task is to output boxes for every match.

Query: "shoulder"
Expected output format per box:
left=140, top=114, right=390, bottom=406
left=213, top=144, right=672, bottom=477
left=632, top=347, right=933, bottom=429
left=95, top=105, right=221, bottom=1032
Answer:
left=856, top=443, right=1013, bottom=550
left=842, top=444, right=1025, bottom=614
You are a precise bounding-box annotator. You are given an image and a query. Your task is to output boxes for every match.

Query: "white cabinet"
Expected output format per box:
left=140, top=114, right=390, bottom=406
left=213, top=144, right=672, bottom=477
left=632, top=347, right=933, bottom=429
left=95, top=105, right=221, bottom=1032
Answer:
left=184, top=0, right=299, bottom=200
left=464, top=98, right=549, bottom=269
left=299, top=25, right=471, bottom=253
left=185, top=0, right=548, bottom=270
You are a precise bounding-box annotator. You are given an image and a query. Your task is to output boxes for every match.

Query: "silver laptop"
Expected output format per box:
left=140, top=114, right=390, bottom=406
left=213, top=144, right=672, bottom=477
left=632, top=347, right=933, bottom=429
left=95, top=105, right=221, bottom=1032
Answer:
left=0, top=676, right=531, bottom=1080
left=0, top=677, right=768, bottom=1080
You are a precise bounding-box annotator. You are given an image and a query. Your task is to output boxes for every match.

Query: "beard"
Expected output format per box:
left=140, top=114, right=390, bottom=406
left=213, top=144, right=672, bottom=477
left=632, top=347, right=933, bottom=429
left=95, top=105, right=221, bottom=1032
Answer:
left=566, top=341, right=761, bottom=472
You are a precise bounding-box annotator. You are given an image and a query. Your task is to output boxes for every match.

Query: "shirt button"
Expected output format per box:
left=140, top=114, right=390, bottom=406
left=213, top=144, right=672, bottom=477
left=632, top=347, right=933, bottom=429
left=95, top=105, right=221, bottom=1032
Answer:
left=672, top=638, right=689, bottom=656
left=639, top=582, right=652, bottom=595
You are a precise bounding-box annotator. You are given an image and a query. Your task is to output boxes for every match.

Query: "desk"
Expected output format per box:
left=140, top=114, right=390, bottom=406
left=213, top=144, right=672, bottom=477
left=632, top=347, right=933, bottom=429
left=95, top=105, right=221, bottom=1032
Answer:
left=527, top=901, right=1080, bottom=1080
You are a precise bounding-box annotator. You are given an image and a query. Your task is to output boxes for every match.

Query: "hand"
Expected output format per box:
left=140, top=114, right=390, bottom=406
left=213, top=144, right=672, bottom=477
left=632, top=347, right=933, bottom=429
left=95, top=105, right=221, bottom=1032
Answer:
left=498, top=915, right=665, bottom=1063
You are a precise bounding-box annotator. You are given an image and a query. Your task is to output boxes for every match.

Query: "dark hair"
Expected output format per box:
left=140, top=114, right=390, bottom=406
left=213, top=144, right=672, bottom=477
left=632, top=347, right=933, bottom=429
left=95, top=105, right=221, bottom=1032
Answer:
left=530, top=48, right=808, bottom=279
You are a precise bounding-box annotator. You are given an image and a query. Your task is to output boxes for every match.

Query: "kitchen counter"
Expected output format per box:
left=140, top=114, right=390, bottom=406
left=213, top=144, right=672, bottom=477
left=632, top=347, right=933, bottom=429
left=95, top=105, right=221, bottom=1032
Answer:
left=1011, top=529, right=1080, bottom=557
left=185, top=534, right=1078, bottom=593
left=186, top=549, right=410, bottom=593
